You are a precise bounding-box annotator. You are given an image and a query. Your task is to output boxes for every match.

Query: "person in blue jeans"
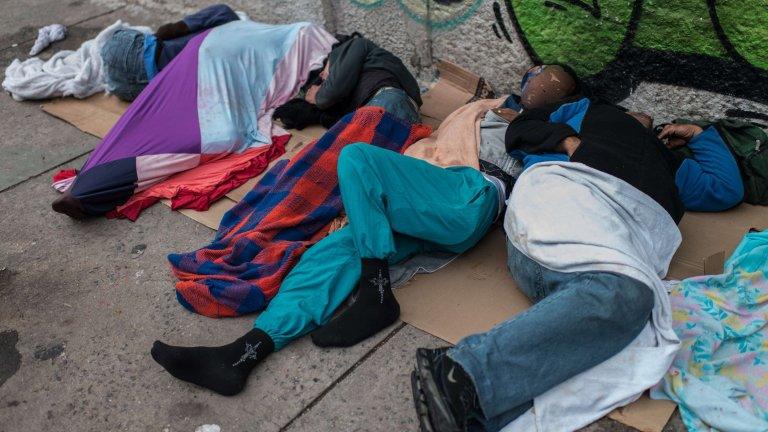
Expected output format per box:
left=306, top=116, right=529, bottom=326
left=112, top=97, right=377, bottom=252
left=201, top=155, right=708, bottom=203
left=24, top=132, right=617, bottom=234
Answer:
left=410, top=65, right=742, bottom=432
left=100, top=4, right=239, bottom=101
left=273, top=34, right=422, bottom=128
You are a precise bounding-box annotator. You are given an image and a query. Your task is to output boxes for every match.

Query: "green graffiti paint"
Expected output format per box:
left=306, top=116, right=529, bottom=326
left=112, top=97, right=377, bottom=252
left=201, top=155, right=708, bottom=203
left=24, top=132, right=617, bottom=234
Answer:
left=509, top=0, right=634, bottom=75
left=502, top=0, right=767, bottom=75
left=633, top=0, right=726, bottom=58
left=714, top=0, right=768, bottom=69
left=396, top=0, right=485, bottom=30
left=495, top=0, right=768, bottom=104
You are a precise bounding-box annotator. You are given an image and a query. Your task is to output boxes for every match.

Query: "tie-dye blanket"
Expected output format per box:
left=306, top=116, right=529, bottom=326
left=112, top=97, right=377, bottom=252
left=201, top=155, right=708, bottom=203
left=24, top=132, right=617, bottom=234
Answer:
left=168, top=107, right=432, bottom=318
left=63, top=21, right=335, bottom=220
left=652, top=229, right=768, bottom=431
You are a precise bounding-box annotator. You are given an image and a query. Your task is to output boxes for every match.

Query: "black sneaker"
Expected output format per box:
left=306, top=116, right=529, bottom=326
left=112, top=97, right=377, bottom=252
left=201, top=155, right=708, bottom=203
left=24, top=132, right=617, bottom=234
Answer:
left=412, top=347, right=482, bottom=432
left=411, top=370, right=436, bottom=432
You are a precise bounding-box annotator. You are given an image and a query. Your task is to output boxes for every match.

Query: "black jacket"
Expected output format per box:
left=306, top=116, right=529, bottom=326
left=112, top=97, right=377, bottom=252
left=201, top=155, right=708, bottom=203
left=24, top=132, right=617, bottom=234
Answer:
left=315, top=37, right=422, bottom=111
left=506, top=101, right=685, bottom=223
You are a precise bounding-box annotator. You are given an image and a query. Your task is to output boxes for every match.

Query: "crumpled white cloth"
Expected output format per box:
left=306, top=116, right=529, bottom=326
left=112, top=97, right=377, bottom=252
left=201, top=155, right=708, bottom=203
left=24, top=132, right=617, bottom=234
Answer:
left=3, top=20, right=151, bottom=101
left=29, top=24, right=68, bottom=56
left=501, top=162, right=682, bottom=432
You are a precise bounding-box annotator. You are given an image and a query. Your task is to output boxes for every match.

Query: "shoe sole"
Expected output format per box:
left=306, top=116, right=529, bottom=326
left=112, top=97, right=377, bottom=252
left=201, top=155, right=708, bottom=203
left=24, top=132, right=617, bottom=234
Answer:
left=411, top=370, right=436, bottom=432
left=415, top=350, right=462, bottom=432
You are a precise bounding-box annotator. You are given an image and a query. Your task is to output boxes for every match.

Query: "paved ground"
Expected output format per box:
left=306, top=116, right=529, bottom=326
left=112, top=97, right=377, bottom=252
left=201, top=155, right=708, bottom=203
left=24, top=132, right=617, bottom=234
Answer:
left=0, top=2, right=687, bottom=431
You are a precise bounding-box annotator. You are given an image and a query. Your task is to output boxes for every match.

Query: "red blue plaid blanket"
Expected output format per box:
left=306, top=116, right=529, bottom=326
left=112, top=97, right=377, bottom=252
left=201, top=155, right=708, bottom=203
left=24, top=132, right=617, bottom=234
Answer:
left=168, top=107, right=432, bottom=317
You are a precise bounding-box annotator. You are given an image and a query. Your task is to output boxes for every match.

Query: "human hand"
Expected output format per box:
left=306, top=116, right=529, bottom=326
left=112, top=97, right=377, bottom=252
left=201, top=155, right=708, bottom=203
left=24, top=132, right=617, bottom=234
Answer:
left=305, top=84, right=320, bottom=104
left=319, top=61, right=330, bottom=80
left=492, top=107, right=519, bottom=122
left=657, top=124, right=704, bottom=149
left=155, top=21, right=189, bottom=40
left=556, top=135, right=581, bottom=156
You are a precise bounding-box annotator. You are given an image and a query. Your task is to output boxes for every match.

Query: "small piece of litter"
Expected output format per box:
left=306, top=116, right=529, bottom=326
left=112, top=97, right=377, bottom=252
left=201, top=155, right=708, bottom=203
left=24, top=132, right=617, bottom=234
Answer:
left=130, top=244, right=147, bottom=258
left=29, top=24, right=67, bottom=56
left=195, top=425, right=221, bottom=432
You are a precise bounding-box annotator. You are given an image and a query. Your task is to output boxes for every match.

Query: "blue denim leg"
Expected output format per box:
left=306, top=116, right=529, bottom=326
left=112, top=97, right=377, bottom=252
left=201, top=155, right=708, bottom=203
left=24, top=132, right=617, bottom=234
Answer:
left=448, top=239, right=654, bottom=432
left=100, top=29, right=149, bottom=101
left=365, top=87, right=421, bottom=124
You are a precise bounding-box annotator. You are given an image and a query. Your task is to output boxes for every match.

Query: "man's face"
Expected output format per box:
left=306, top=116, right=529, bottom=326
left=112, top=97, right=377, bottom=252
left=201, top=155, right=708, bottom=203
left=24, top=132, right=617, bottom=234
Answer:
left=520, top=65, right=577, bottom=109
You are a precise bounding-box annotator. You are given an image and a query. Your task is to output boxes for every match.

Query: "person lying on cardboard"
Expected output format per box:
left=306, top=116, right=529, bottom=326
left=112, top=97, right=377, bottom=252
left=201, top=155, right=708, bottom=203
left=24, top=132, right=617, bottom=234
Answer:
left=273, top=33, right=422, bottom=128
left=502, top=66, right=744, bottom=212
left=408, top=65, right=740, bottom=432
left=101, top=3, right=239, bottom=101
left=150, top=95, right=514, bottom=397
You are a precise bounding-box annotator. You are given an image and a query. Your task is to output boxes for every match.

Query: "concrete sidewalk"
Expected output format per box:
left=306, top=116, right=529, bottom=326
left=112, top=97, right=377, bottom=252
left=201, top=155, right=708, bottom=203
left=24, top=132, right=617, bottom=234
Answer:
left=0, top=2, right=684, bottom=431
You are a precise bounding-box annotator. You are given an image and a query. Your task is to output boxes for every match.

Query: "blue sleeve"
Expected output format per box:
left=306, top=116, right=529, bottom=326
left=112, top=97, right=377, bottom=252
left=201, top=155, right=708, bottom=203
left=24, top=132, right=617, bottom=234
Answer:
left=675, top=126, right=744, bottom=211
left=182, top=4, right=239, bottom=33
left=508, top=150, right=569, bottom=171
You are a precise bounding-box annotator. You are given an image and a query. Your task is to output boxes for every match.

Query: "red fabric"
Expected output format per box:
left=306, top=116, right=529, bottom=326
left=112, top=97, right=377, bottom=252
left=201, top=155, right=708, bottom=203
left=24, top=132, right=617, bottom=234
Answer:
left=108, top=135, right=289, bottom=221
left=52, top=169, right=78, bottom=183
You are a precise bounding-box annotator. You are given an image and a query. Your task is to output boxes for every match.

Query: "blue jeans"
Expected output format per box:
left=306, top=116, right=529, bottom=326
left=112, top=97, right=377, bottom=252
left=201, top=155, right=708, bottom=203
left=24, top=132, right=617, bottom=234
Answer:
left=365, top=87, right=421, bottom=124
left=448, top=239, right=654, bottom=432
left=100, top=29, right=149, bottom=101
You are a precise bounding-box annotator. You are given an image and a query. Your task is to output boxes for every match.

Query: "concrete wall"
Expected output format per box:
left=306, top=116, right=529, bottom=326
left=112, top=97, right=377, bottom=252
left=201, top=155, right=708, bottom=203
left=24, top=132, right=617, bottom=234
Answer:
left=116, top=0, right=768, bottom=123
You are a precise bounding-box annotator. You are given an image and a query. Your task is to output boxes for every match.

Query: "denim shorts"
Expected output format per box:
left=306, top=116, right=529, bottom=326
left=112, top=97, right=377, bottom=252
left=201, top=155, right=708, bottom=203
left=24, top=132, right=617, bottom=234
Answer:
left=100, top=29, right=149, bottom=101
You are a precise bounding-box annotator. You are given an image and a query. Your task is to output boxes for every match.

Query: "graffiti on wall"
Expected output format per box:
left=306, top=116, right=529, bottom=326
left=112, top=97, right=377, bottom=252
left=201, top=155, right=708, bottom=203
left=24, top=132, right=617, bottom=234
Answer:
left=492, top=0, right=768, bottom=104
left=350, top=0, right=483, bottom=29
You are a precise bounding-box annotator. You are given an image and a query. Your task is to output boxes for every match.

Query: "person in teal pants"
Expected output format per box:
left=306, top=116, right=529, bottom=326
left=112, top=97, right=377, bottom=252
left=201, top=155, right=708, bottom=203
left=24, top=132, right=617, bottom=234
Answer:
left=151, top=142, right=501, bottom=396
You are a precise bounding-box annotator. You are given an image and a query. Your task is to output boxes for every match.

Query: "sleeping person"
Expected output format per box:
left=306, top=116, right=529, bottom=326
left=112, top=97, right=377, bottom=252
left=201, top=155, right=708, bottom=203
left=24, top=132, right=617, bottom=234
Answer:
left=52, top=20, right=335, bottom=220
left=273, top=34, right=422, bottom=129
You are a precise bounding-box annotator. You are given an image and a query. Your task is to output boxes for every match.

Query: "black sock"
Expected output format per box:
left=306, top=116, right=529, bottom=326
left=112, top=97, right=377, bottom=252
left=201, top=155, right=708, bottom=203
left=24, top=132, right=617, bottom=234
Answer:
left=151, top=328, right=274, bottom=396
left=311, top=258, right=399, bottom=347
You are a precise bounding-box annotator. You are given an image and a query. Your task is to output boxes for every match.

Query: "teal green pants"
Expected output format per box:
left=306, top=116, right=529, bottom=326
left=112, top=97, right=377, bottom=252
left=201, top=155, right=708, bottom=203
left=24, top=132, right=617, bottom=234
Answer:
left=254, top=143, right=498, bottom=349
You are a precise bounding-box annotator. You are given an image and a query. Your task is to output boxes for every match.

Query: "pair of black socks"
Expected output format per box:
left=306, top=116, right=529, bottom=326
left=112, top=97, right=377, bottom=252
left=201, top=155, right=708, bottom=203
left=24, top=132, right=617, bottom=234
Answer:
left=152, top=259, right=398, bottom=395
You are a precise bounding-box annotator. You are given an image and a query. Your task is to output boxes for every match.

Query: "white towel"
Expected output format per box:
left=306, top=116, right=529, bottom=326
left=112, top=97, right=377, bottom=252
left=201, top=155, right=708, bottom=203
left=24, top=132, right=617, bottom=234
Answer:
left=3, top=20, right=150, bottom=101
left=29, top=24, right=68, bottom=56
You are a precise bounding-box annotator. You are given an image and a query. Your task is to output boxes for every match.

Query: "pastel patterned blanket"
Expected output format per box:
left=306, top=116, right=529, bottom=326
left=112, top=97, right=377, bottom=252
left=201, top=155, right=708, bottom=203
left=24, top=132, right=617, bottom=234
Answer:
left=653, top=229, right=768, bottom=431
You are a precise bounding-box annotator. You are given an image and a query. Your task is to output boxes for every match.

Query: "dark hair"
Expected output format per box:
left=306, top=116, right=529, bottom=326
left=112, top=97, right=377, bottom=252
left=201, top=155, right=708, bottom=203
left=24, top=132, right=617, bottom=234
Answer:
left=273, top=98, right=348, bottom=130
left=332, top=32, right=363, bottom=50
left=301, top=32, right=364, bottom=93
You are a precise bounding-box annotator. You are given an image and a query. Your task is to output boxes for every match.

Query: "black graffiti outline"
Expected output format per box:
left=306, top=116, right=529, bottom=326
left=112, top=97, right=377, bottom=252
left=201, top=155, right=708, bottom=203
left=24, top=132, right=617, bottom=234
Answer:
left=494, top=0, right=768, bottom=105
left=545, top=0, right=601, bottom=18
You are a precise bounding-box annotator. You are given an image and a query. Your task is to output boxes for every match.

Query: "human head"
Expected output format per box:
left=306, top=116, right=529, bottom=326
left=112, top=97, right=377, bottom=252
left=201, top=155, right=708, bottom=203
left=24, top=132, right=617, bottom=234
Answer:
left=520, top=64, right=581, bottom=109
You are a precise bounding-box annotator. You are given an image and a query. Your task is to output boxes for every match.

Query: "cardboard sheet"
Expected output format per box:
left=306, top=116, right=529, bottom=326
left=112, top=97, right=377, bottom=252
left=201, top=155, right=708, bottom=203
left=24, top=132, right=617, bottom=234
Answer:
left=42, top=94, right=129, bottom=138
left=160, top=197, right=236, bottom=230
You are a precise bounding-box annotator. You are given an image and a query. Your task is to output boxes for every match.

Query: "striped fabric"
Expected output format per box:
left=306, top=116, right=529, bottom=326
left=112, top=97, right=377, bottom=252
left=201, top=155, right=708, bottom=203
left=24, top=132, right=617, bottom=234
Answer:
left=168, top=107, right=432, bottom=317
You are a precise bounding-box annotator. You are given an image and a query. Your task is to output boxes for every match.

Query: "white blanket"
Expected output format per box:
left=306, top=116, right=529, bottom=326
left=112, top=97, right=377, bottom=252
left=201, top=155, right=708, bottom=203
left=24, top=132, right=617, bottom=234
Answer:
left=2, top=20, right=150, bottom=101
left=501, top=162, right=682, bottom=431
